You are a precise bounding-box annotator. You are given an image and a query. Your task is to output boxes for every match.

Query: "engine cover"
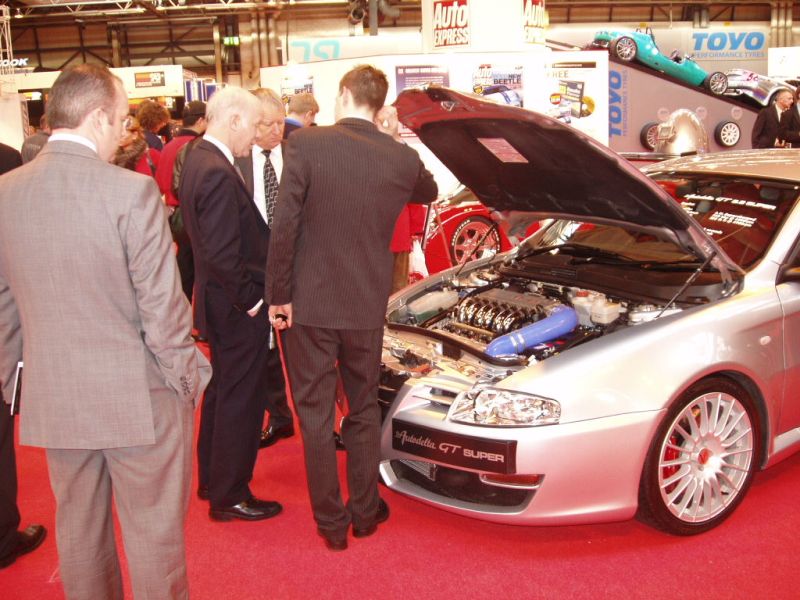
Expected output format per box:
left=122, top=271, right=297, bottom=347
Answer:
left=434, top=287, right=562, bottom=344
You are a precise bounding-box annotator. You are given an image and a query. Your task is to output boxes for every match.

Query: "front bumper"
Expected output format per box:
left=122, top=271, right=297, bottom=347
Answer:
left=379, top=382, right=664, bottom=526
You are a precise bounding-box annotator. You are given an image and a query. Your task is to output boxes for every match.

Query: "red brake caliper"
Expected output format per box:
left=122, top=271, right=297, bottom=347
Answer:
left=662, top=434, right=680, bottom=492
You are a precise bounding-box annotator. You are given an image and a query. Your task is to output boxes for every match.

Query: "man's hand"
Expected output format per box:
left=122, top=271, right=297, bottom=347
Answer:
left=375, top=105, right=402, bottom=142
left=269, top=303, right=293, bottom=330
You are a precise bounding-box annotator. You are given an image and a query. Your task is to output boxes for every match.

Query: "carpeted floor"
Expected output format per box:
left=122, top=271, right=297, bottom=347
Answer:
left=5, top=397, right=800, bottom=599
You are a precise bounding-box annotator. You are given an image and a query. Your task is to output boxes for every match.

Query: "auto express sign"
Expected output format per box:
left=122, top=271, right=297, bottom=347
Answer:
left=523, top=0, right=548, bottom=45
left=432, top=0, right=470, bottom=48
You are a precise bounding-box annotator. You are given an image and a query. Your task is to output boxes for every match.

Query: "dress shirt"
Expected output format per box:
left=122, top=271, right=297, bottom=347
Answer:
left=202, top=133, right=234, bottom=164
left=48, top=133, right=97, bottom=155
left=251, top=143, right=283, bottom=224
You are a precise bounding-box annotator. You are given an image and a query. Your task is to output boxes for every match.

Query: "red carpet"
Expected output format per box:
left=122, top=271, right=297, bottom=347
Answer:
left=5, top=404, right=800, bottom=599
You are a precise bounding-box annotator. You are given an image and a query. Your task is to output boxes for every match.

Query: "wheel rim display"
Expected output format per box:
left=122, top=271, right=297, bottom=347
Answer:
left=452, top=221, right=500, bottom=264
left=657, top=391, right=754, bottom=524
left=615, top=37, right=636, bottom=61
left=719, top=122, right=740, bottom=146
left=710, top=73, right=727, bottom=94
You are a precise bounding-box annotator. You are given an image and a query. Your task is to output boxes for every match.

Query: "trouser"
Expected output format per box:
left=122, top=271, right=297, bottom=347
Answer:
left=197, top=302, right=270, bottom=507
left=283, top=323, right=383, bottom=537
left=0, top=406, right=20, bottom=560
left=46, top=391, right=194, bottom=600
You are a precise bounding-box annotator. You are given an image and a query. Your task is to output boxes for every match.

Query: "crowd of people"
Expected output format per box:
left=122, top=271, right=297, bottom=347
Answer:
left=0, top=62, right=436, bottom=599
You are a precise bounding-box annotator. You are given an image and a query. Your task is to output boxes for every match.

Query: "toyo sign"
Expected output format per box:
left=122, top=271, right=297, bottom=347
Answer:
left=608, top=68, right=627, bottom=139
left=691, top=31, right=766, bottom=60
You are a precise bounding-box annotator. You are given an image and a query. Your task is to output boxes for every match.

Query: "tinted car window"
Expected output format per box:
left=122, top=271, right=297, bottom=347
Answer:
left=654, top=176, right=799, bottom=268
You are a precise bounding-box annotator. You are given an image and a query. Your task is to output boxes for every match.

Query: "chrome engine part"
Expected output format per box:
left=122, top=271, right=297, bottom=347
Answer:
left=432, top=287, right=563, bottom=345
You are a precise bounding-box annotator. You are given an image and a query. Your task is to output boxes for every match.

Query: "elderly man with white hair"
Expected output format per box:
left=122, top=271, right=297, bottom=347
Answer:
left=179, top=86, right=283, bottom=522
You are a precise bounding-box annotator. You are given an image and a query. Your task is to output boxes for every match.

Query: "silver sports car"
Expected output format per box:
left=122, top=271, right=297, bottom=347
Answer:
left=724, top=68, right=794, bottom=106
left=378, top=86, right=800, bottom=535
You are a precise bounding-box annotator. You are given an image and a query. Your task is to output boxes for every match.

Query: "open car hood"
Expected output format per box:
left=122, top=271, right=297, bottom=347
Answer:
left=394, top=86, right=740, bottom=278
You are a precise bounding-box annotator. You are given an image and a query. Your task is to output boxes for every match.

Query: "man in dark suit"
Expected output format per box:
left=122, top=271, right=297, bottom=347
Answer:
left=179, top=86, right=283, bottom=522
left=0, top=142, right=22, bottom=174
left=233, top=88, right=293, bottom=449
left=266, top=65, right=438, bottom=551
left=752, top=88, right=793, bottom=148
left=780, top=87, right=800, bottom=146
left=0, top=65, right=210, bottom=598
left=0, top=141, right=46, bottom=571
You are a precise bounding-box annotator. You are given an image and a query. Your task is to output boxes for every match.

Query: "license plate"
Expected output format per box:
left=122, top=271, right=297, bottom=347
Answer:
left=392, top=419, right=517, bottom=474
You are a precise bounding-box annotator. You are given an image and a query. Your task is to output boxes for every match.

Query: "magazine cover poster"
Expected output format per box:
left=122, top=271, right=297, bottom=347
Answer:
left=471, top=63, right=524, bottom=107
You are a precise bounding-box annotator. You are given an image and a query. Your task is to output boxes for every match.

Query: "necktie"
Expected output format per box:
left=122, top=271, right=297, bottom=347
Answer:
left=262, top=148, right=278, bottom=228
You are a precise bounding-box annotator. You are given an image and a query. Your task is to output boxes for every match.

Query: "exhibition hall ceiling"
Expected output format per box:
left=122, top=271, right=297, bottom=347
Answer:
left=3, top=1, right=785, bottom=25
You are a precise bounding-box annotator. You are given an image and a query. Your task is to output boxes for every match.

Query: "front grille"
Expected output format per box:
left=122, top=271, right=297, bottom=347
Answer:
left=391, top=459, right=533, bottom=508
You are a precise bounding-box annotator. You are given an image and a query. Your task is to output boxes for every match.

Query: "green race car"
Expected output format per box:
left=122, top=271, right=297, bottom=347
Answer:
left=592, top=28, right=728, bottom=95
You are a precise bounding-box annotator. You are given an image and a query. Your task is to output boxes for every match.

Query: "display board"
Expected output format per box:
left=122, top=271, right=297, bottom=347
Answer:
left=261, top=48, right=608, bottom=194
left=606, top=57, right=757, bottom=154
left=12, top=65, right=185, bottom=99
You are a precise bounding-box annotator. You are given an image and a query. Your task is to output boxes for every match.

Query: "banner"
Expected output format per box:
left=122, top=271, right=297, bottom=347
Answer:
left=432, top=0, right=471, bottom=49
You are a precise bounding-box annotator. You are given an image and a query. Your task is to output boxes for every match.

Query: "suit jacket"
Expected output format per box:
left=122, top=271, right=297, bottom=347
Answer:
left=780, top=105, right=800, bottom=145
left=751, top=105, right=785, bottom=148
left=0, top=140, right=210, bottom=449
left=265, top=118, right=438, bottom=329
left=179, top=140, right=268, bottom=335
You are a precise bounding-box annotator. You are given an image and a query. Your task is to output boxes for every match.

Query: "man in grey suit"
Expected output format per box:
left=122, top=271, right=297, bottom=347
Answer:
left=0, top=64, right=210, bottom=599
left=267, top=65, right=438, bottom=551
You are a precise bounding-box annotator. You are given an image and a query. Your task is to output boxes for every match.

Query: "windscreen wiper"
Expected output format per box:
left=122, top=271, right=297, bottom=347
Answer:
left=569, top=256, right=712, bottom=270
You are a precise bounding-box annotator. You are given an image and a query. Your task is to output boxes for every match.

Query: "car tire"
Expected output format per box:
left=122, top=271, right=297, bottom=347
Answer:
left=704, top=72, right=728, bottom=95
left=610, top=36, right=638, bottom=62
left=640, top=122, right=660, bottom=150
left=714, top=121, right=741, bottom=147
left=638, top=376, right=760, bottom=535
left=449, top=216, right=501, bottom=265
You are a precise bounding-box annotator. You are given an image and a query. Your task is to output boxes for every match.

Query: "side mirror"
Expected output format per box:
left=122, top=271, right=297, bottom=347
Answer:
left=777, top=264, right=800, bottom=285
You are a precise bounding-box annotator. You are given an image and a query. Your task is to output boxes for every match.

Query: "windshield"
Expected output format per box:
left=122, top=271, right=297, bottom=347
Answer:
left=653, top=175, right=798, bottom=269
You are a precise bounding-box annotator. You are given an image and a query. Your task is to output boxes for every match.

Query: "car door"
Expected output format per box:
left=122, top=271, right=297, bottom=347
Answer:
left=776, top=240, right=800, bottom=433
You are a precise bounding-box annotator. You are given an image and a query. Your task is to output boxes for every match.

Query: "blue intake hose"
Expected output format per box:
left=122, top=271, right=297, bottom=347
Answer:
left=485, top=306, right=578, bottom=357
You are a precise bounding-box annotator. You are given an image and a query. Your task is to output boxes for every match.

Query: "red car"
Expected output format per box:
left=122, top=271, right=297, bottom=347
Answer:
left=422, top=186, right=543, bottom=274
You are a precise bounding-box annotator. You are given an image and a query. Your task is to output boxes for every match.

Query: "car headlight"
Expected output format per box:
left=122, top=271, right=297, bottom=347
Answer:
left=449, top=387, right=560, bottom=427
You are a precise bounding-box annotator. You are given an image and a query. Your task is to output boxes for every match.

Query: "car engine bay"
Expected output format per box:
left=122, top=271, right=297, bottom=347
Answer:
left=386, top=264, right=684, bottom=369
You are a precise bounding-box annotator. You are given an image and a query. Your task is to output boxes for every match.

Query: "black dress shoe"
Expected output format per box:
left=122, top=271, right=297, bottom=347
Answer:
left=0, top=525, right=47, bottom=569
left=333, top=431, right=346, bottom=451
left=352, top=498, right=390, bottom=538
left=317, top=529, right=348, bottom=552
left=259, top=423, right=295, bottom=449
left=197, top=485, right=209, bottom=501
left=209, top=497, right=283, bottom=522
